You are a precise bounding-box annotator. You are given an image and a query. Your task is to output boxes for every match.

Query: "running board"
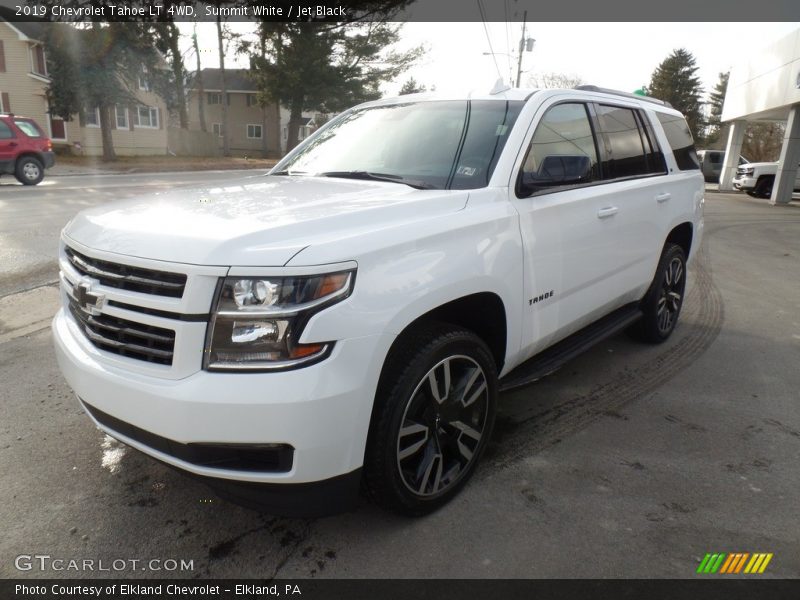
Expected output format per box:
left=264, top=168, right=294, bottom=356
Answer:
left=499, top=303, right=642, bottom=392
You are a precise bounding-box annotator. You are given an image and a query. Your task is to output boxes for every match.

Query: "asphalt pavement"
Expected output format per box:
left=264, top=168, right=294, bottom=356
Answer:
left=0, top=169, right=271, bottom=297
left=0, top=185, right=798, bottom=579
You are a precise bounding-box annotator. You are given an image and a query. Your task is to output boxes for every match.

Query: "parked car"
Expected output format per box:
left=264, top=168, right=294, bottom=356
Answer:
left=733, top=161, right=800, bottom=198
left=696, top=149, right=748, bottom=183
left=0, top=113, right=55, bottom=185
left=53, top=86, right=704, bottom=516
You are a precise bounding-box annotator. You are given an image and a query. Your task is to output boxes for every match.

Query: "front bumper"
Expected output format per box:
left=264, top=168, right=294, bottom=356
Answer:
left=53, top=307, right=393, bottom=494
left=733, top=175, right=755, bottom=191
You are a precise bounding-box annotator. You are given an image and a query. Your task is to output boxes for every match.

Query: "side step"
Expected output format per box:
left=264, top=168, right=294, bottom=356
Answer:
left=498, top=302, right=642, bottom=392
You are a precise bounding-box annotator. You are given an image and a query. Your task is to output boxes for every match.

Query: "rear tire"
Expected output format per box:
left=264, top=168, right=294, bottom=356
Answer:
left=364, top=323, right=497, bottom=516
left=632, top=243, right=687, bottom=344
left=14, top=156, right=44, bottom=186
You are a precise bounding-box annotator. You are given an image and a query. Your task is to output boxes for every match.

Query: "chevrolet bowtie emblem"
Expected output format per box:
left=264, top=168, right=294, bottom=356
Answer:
left=74, top=282, right=104, bottom=314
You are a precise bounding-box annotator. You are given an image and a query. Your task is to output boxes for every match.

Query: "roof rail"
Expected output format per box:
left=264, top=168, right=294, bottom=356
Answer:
left=574, top=85, right=673, bottom=108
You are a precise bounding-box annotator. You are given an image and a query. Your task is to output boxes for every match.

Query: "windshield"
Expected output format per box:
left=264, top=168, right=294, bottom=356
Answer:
left=275, top=100, right=524, bottom=190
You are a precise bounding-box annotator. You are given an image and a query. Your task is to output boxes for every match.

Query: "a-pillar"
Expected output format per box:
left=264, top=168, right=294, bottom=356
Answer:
left=771, top=105, right=800, bottom=205
left=719, top=120, right=746, bottom=191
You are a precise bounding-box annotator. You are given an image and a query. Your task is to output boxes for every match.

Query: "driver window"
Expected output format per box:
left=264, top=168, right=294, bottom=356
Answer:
left=519, top=102, right=599, bottom=196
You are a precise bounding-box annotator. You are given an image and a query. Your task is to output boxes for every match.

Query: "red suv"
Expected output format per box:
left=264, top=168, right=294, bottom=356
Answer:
left=0, top=113, right=55, bottom=185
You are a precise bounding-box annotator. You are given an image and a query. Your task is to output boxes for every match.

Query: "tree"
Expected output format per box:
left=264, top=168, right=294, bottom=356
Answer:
left=216, top=15, right=231, bottom=157
left=742, top=121, right=785, bottom=162
left=152, top=22, right=189, bottom=129
left=648, top=49, right=704, bottom=143
left=399, top=77, right=426, bottom=95
left=527, top=72, right=584, bottom=89
left=250, top=14, right=421, bottom=152
left=45, top=23, right=162, bottom=161
left=192, top=27, right=207, bottom=133
left=704, top=71, right=729, bottom=148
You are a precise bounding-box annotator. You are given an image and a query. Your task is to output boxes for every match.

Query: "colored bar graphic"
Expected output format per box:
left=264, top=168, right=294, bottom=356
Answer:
left=710, top=553, right=726, bottom=573
left=744, top=554, right=760, bottom=574
left=734, top=553, right=749, bottom=573
left=719, top=554, right=735, bottom=573
left=758, top=553, right=773, bottom=573
left=699, top=552, right=774, bottom=575
left=697, top=554, right=712, bottom=574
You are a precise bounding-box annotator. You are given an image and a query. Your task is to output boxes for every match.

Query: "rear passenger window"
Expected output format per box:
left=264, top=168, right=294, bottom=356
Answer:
left=14, top=120, right=42, bottom=137
left=518, top=102, right=599, bottom=196
left=656, top=112, right=700, bottom=171
left=595, top=105, right=652, bottom=179
left=636, top=110, right=668, bottom=175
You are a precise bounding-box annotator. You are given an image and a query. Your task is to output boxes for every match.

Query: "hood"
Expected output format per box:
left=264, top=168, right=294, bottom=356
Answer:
left=64, top=175, right=469, bottom=266
left=739, top=162, right=776, bottom=169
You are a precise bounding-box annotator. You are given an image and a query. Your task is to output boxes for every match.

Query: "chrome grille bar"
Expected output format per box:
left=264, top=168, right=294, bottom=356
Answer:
left=68, top=299, right=175, bottom=365
left=65, top=247, right=187, bottom=298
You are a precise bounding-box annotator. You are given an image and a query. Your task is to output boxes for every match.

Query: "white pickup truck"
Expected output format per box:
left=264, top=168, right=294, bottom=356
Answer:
left=53, top=86, right=704, bottom=516
left=733, top=161, right=800, bottom=198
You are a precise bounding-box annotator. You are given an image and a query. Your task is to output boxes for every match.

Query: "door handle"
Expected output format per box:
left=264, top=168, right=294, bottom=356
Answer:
left=655, top=192, right=671, bottom=203
left=8, top=142, right=18, bottom=147
left=597, top=206, right=618, bottom=219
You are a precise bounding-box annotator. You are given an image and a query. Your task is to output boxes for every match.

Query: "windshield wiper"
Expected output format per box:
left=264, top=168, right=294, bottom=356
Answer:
left=319, top=171, right=435, bottom=190
left=270, top=169, right=309, bottom=176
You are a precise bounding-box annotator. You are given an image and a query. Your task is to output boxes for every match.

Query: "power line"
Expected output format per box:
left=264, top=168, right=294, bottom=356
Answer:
left=476, top=0, right=503, bottom=82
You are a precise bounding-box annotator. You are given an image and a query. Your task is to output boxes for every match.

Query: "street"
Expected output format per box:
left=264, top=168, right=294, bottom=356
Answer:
left=1, top=180, right=799, bottom=578
left=0, top=170, right=271, bottom=296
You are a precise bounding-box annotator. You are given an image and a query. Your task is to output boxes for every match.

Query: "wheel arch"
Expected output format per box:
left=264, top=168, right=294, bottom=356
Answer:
left=382, top=292, right=508, bottom=377
left=665, top=221, right=693, bottom=258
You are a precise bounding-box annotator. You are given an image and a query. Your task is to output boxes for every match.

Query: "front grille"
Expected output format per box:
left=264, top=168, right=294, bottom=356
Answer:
left=68, top=298, right=175, bottom=365
left=65, top=246, right=187, bottom=298
left=83, top=402, right=295, bottom=473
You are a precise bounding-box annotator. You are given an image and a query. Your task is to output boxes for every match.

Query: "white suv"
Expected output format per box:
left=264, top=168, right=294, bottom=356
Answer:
left=53, top=86, right=704, bottom=516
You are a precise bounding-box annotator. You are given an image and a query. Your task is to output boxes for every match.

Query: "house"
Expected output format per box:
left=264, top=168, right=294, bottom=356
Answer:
left=187, top=68, right=281, bottom=157
left=0, top=15, right=53, bottom=138
left=0, top=12, right=168, bottom=157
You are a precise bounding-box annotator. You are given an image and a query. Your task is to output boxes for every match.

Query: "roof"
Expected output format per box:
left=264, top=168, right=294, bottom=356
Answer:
left=188, top=69, right=258, bottom=92
left=0, top=7, right=47, bottom=41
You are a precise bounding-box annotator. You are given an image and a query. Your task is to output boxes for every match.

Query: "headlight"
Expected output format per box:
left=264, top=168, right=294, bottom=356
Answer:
left=740, top=167, right=754, bottom=175
left=204, top=270, right=354, bottom=371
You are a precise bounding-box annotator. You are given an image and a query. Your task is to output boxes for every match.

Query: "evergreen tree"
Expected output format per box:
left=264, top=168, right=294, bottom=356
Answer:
left=705, top=71, right=729, bottom=148
left=648, top=49, right=705, bottom=143
left=399, top=77, right=426, bottom=95
left=250, top=8, right=421, bottom=152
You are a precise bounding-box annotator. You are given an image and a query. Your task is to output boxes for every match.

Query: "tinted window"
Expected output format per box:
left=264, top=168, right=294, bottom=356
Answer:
left=656, top=112, right=700, bottom=170
left=596, top=104, right=650, bottom=179
left=519, top=102, right=599, bottom=196
left=636, top=111, right=667, bottom=175
left=14, top=119, right=42, bottom=137
left=450, top=100, right=523, bottom=189
left=709, top=151, right=722, bottom=164
left=0, top=120, right=13, bottom=139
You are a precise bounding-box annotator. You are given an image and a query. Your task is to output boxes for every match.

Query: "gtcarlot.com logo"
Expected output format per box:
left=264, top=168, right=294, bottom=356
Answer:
left=697, top=552, right=773, bottom=574
left=14, top=554, right=194, bottom=572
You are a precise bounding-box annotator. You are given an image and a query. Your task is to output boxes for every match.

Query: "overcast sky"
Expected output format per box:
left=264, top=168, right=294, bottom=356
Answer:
left=181, top=21, right=799, bottom=102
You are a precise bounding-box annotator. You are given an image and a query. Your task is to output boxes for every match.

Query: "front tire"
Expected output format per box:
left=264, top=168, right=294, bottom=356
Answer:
left=634, top=243, right=687, bottom=344
left=364, top=324, right=498, bottom=515
left=15, top=156, right=44, bottom=185
left=748, top=176, right=774, bottom=199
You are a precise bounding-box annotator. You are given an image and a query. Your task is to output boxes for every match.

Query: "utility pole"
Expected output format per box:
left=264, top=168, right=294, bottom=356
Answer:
left=516, top=11, right=527, bottom=88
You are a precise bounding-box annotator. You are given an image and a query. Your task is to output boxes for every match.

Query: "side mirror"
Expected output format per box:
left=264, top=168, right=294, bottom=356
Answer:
left=519, top=154, right=592, bottom=196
